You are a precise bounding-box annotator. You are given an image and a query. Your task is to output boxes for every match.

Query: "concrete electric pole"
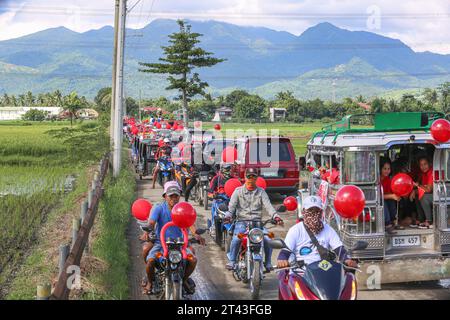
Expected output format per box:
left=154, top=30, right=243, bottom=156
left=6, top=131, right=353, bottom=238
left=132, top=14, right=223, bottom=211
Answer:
left=112, top=0, right=127, bottom=177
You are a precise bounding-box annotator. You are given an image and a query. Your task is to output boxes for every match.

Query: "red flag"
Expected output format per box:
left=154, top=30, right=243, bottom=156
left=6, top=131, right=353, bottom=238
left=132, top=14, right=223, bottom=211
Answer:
left=418, top=186, right=426, bottom=200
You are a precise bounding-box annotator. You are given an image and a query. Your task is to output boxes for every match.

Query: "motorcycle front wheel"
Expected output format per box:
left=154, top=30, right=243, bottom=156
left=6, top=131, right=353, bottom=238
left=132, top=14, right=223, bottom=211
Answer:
left=203, top=189, right=209, bottom=210
left=250, top=261, right=261, bottom=300
left=173, top=281, right=182, bottom=300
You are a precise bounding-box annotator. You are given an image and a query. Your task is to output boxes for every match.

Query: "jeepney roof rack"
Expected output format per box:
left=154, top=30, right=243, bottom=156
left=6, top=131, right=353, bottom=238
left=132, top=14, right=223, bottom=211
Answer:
left=311, top=112, right=445, bottom=145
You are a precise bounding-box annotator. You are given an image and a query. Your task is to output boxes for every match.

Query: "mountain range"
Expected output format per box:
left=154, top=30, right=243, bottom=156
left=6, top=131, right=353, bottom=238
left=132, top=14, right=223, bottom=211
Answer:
left=0, top=19, right=449, bottom=100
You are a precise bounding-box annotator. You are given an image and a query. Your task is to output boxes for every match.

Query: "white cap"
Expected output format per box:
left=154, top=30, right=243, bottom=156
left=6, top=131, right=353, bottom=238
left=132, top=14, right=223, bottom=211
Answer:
left=303, top=195, right=323, bottom=210
left=163, top=138, right=170, bottom=143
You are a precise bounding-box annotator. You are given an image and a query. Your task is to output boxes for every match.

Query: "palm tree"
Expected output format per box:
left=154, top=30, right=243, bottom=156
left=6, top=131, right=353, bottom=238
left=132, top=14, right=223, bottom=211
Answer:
left=63, top=91, right=83, bottom=126
left=25, top=91, right=34, bottom=106
left=2, top=93, right=10, bottom=106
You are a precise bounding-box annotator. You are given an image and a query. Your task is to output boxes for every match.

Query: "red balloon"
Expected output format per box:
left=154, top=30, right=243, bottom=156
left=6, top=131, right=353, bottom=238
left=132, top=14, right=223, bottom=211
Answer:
left=155, top=122, right=162, bottom=129
left=172, top=123, right=179, bottom=130
left=224, top=178, right=242, bottom=197
left=177, top=125, right=184, bottom=131
left=256, top=177, right=267, bottom=190
left=334, top=185, right=366, bottom=219
left=222, top=146, right=238, bottom=163
left=214, top=124, right=221, bottom=131
left=131, top=126, right=139, bottom=135
left=158, top=139, right=164, bottom=147
left=431, top=119, right=450, bottom=143
left=131, top=199, right=152, bottom=221
left=166, top=123, right=171, bottom=130
left=171, top=202, right=196, bottom=228
left=391, top=173, right=414, bottom=197
left=283, top=196, right=298, bottom=211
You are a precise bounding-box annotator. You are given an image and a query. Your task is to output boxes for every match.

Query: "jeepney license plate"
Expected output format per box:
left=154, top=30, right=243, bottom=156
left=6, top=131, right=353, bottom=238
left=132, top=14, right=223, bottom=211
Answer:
left=392, top=235, right=421, bottom=247
left=262, top=171, right=279, bottom=177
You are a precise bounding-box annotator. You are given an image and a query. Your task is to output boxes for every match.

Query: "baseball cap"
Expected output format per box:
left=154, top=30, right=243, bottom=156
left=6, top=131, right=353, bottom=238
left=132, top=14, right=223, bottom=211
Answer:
left=302, top=195, right=323, bottom=210
left=163, top=181, right=181, bottom=197
left=163, top=138, right=170, bottom=143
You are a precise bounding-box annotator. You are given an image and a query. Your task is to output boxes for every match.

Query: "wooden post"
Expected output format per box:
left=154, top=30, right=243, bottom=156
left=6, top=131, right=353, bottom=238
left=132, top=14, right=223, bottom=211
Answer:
left=88, top=189, right=94, bottom=208
left=80, top=200, right=89, bottom=254
left=71, top=218, right=81, bottom=249
left=36, top=283, right=51, bottom=300
left=58, top=244, right=70, bottom=276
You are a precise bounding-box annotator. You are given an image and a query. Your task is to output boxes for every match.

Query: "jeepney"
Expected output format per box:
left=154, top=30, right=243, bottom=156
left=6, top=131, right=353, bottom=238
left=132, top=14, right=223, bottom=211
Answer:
left=299, top=112, right=450, bottom=287
left=136, top=131, right=158, bottom=180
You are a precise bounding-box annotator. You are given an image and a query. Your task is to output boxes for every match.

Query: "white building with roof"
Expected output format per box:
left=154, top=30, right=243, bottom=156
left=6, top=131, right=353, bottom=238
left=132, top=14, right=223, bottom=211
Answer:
left=0, top=107, right=62, bottom=120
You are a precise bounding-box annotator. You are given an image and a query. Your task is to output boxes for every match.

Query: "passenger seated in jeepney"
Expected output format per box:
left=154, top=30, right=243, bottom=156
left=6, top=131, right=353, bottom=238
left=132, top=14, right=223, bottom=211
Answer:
left=409, top=156, right=434, bottom=229
left=319, top=156, right=340, bottom=185
left=380, top=158, right=402, bottom=233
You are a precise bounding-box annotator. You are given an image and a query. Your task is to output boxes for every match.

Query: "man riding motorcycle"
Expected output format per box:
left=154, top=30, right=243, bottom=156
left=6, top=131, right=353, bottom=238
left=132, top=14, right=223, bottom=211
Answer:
left=224, top=168, right=284, bottom=272
left=209, top=163, right=233, bottom=195
left=143, top=181, right=206, bottom=295
left=277, top=195, right=358, bottom=269
left=152, top=138, right=173, bottom=189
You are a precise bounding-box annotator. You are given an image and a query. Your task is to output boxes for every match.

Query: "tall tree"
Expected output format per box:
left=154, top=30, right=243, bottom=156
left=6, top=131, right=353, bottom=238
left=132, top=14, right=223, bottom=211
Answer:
left=139, top=19, right=225, bottom=126
left=63, top=92, right=83, bottom=126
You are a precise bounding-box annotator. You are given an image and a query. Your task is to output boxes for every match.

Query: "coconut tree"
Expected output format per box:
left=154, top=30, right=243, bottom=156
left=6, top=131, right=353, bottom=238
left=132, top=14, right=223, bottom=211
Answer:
left=63, top=91, right=83, bottom=126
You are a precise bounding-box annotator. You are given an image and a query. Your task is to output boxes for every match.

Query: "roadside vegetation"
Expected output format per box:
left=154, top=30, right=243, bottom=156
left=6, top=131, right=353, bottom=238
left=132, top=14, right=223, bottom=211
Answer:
left=79, top=151, right=136, bottom=300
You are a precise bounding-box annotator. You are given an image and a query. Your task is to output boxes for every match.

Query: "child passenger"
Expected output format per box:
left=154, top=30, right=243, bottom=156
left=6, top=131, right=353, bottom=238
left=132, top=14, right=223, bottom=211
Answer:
left=380, top=158, right=403, bottom=232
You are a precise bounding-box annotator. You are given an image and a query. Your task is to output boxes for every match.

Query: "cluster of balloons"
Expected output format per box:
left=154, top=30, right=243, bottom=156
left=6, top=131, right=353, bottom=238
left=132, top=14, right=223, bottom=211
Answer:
left=131, top=199, right=197, bottom=229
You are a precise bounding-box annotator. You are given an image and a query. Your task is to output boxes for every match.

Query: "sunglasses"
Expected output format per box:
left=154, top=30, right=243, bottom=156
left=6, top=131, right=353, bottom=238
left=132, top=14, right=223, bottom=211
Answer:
left=246, top=174, right=257, bottom=179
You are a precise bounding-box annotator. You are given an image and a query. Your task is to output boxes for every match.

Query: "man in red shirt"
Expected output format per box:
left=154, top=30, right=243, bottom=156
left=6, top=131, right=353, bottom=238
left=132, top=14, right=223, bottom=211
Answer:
left=409, top=156, right=433, bottom=228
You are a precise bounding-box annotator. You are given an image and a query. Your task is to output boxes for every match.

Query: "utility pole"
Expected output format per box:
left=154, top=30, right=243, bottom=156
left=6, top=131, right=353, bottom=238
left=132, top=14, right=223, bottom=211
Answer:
left=112, top=0, right=127, bottom=177
left=110, top=0, right=119, bottom=146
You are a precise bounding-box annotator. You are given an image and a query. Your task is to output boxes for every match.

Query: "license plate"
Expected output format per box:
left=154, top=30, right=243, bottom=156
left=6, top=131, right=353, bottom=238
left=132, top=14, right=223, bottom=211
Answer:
left=262, top=171, right=279, bottom=178
left=392, top=235, right=421, bottom=247
left=200, top=176, right=209, bottom=181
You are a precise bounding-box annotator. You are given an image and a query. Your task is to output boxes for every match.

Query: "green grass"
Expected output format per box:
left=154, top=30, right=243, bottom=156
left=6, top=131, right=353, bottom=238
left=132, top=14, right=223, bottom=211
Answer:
left=0, top=120, right=100, bottom=298
left=202, top=121, right=328, bottom=155
left=82, top=151, right=136, bottom=300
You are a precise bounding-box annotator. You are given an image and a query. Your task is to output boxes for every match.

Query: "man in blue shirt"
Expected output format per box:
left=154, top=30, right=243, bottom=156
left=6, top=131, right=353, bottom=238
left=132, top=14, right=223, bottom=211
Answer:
left=143, top=181, right=205, bottom=295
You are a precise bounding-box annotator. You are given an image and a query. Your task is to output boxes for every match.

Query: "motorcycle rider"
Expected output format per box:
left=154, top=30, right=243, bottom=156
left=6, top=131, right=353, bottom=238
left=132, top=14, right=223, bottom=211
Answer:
left=224, top=168, right=284, bottom=272
left=277, top=195, right=358, bottom=269
left=152, top=138, right=173, bottom=189
left=209, top=163, right=233, bottom=195
left=143, top=181, right=206, bottom=295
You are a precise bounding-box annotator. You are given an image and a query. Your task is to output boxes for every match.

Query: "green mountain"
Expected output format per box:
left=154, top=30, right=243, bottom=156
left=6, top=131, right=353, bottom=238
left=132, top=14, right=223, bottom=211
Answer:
left=0, top=19, right=449, bottom=100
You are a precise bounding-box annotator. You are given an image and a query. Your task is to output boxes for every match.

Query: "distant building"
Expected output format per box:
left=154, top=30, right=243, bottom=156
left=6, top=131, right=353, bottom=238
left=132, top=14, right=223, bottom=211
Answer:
left=76, top=108, right=99, bottom=119
left=212, top=106, right=232, bottom=122
left=0, top=106, right=62, bottom=121
left=269, top=107, right=287, bottom=122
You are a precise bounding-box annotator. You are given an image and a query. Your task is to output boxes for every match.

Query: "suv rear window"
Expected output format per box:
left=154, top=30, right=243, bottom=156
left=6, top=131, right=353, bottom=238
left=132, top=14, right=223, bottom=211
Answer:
left=248, top=140, right=292, bottom=163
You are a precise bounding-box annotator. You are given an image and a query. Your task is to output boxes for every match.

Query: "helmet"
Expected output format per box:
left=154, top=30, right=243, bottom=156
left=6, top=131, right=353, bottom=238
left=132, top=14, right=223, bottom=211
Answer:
left=221, top=164, right=232, bottom=178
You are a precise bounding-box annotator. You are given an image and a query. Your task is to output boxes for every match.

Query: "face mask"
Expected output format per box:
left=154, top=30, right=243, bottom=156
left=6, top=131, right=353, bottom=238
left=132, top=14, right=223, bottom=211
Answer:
left=303, top=209, right=324, bottom=234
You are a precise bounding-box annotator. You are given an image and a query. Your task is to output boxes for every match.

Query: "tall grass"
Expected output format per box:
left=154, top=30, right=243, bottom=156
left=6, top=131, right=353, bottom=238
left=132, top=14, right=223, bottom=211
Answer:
left=83, top=153, right=136, bottom=299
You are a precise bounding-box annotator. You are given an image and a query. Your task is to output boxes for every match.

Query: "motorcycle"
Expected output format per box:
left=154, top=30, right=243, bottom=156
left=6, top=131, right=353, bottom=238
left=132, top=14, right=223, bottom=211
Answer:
left=231, top=218, right=279, bottom=300
left=157, top=156, right=174, bottom=187
left=142, top=225, right=206, bottom=300
left=207, top=192, right=232, bottom=251
left=194, top=170, right=212, bottom=207
left=269, top=239, right=368, bottom=300
left=174, top=164, right=193, bottom=196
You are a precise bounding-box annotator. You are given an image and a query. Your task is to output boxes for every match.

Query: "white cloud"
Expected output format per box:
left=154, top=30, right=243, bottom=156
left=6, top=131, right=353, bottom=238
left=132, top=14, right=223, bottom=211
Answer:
left=0, top=0, right=449, bottom=54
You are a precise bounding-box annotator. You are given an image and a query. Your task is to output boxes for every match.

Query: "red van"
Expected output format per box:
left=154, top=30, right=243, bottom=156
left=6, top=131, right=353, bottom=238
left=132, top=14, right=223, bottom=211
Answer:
left=234, top=136, right=299, bottom=195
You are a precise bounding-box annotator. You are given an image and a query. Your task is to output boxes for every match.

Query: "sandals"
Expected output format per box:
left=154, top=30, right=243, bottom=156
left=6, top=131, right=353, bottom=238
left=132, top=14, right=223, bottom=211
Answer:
left=394, top=225, right=405, bottom=230
left=418, top=222, right=433, bottom=229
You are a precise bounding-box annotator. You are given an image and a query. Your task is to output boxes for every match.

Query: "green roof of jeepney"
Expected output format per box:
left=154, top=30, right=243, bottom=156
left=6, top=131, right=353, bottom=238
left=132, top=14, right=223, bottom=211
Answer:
left=309, top=112, right=445, bottom=146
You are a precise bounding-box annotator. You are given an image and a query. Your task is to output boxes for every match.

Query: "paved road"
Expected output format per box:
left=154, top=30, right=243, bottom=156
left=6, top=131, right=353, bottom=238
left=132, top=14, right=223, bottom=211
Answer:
left=127, top=174, right=450, bottom=300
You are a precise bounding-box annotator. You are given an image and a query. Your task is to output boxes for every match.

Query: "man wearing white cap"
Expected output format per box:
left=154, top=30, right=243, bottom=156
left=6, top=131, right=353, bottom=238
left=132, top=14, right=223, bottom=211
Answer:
left=277, top=195, right=357, bottom=268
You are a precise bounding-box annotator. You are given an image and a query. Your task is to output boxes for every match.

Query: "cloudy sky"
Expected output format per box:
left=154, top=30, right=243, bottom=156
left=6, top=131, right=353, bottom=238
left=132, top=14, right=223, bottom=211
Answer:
left=0, top=0, right=449, bottom=54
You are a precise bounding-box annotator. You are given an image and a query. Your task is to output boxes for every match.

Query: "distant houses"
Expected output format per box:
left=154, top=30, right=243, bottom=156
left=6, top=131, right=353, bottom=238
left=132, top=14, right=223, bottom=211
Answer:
left=212, top=106, right=233, bottom=122
left=0, top=106, right=62, bottom=120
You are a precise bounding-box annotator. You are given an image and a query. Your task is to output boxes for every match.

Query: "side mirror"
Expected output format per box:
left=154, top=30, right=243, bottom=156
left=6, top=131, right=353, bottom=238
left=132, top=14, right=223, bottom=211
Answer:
left=299, top=156, right=306, bottom=171
left=352, top=240, right=368, bottom=251
left=195, top=228, right=207, bottom=235
left=268, top=238, right=288, bottom=250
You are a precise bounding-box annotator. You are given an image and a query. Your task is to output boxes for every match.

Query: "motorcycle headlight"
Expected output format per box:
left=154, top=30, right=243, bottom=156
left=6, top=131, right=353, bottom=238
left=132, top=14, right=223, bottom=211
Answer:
left=248, top=229, right=264, bottom=243
left=168, top=250, right=182, bottom=264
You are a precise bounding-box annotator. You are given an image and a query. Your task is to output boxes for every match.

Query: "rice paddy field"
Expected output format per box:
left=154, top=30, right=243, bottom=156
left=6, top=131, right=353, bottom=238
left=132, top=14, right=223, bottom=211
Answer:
left=0, top=121, right=83, bottom=294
